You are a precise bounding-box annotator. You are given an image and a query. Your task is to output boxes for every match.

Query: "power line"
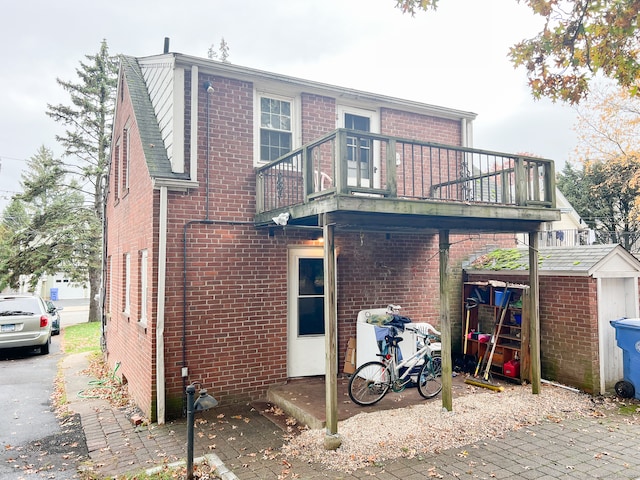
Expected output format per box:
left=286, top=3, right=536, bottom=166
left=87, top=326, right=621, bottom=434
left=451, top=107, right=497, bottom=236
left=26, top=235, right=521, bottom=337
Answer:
left=0, top=155, right=28, bottom=163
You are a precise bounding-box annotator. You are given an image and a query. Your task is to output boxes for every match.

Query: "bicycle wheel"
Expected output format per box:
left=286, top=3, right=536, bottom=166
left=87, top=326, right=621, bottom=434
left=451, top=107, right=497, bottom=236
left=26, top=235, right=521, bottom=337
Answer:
left=348, top=361, right=391, bottom=406
left=417, top=356, right=442, bottom=399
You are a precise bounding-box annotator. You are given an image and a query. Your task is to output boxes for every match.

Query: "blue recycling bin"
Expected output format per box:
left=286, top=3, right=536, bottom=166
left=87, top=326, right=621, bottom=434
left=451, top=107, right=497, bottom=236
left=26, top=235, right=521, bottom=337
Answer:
left=50, top=288, right=59, bottom=301
left=610, top=318, right=640, bottom=399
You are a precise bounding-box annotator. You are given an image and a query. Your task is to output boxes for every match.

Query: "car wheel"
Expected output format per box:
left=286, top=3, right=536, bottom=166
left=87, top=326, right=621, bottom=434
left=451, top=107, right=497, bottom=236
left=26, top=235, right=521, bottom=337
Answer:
left=41, top=338, right=50, bottom=355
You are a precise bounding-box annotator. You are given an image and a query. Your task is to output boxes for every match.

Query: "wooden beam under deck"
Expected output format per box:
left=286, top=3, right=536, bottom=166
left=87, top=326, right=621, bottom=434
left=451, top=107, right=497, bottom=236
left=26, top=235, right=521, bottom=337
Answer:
left=255, top=195, right=559, bottom=234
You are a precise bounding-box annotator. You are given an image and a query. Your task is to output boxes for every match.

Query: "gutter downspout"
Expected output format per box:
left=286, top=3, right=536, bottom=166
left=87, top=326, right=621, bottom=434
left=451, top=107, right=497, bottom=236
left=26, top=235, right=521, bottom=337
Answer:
left=461, top=117, right=473, bottom=148
left=156, top=186, right=168, bottom=424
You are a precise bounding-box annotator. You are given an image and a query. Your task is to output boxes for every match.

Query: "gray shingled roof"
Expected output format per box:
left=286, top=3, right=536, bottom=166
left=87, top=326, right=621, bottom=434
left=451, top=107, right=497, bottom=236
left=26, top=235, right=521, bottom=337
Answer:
left=465, top=244, right=640, bottom=274
left=119, top=56, right=188, bottom=180
left=534, top=245, right=621, bottom=272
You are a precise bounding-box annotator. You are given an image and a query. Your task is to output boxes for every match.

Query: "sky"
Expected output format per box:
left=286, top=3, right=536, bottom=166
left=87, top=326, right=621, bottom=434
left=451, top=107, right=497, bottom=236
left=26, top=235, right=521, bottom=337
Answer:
left=0, top=0, right=579, bottom=214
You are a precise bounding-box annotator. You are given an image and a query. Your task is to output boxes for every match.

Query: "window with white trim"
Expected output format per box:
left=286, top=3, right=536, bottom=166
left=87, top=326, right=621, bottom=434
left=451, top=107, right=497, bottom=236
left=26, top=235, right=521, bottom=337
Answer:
left=123, top=124, right=131, bottom=192
left=106, top=255, right=112, bottom=315
left=124, top=253, right=131, bottom=315
left=113, top=137, right=121, bottom=200
left=139, top=249, right=148, bottom=325
left=258, top=94, right=294, bottom=163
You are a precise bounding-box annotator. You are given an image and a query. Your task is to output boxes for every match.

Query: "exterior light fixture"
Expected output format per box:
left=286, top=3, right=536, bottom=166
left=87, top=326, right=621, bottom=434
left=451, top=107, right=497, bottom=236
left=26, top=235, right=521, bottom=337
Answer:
left=186, top=383, right=218, bottom=479
left=194, top=387, right=218, bottom=411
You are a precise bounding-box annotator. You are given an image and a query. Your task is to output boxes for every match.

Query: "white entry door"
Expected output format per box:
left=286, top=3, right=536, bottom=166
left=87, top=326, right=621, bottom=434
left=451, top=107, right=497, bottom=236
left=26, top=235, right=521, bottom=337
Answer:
left=288, top=247, right=325, bottom=377
left=599, top=277, right=637, bottom=393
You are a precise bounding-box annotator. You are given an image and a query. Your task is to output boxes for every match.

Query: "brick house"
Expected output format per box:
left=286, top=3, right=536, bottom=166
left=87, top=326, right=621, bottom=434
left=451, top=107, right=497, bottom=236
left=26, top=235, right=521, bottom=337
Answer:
left=464, top=244, right=640, bottom=394
left=104, top=49, right=559, bottom=422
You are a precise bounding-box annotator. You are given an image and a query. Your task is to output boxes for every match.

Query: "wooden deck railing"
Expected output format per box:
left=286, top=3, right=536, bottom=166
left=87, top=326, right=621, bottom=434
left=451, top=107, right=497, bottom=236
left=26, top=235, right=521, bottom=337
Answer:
left=256, top=129, right=556, bottom=214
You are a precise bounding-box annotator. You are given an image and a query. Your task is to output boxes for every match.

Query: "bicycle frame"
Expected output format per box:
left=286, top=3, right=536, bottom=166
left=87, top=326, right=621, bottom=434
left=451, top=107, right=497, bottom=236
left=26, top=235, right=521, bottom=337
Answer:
left=383, top=327, right=439, bottom=386
left=348, top=321, right=443, bottom=405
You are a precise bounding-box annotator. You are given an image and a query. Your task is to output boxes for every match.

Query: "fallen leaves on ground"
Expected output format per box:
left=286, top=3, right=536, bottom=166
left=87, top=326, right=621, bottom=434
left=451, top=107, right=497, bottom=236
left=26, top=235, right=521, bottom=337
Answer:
left=281, top=384, right=618, bottom=472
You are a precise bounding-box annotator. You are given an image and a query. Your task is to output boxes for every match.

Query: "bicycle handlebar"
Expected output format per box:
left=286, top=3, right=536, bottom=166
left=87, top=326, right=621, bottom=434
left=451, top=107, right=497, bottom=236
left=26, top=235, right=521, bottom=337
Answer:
left=405, top=326, right=440, bottom=341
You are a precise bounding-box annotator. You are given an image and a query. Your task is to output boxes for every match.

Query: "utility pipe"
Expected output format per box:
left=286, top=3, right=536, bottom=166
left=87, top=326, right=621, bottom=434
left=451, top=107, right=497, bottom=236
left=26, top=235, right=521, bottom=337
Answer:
left=156, top=186, right=168, bottom=424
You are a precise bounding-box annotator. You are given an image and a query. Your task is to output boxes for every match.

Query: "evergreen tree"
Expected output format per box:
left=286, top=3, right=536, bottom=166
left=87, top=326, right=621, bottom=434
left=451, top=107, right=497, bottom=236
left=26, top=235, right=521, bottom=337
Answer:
left=46, top=40, right=118, bottom=322
left=0, top=146, right=89, bottom=290
left=207, top=38, right=231, bottom=62
left=0, top=200, right=28, bottom=291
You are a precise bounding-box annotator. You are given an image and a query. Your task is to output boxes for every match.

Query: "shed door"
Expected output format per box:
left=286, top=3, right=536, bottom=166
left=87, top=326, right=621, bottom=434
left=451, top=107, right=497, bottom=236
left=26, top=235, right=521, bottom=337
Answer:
left=287, top=247, right=325, bottom=377
left=599, top=277, right=637, bottom=393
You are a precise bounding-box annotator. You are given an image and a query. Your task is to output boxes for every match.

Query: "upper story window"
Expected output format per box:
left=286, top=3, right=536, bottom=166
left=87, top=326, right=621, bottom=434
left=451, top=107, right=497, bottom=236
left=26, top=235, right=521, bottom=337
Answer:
left=123, top=252, right=131, bottom=316
left=256, top=93, right=298, bottom=164
left=122, top=125, right=130, bottom=193
left=139, top=249, right=148, bottom=325
left=113, top=137, right=121, bottom=201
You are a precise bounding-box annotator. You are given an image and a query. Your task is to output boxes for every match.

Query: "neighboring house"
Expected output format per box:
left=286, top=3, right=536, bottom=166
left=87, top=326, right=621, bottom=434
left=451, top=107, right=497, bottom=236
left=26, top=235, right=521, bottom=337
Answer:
left=37, top=273, right=89, bottom=300
left=10, top=273, right=89, bottom=300
left=518, top=188, right=594, bottom=248
left=464, top=244, right=640, bottom=395
left=104, top=47, right=558, bottom=422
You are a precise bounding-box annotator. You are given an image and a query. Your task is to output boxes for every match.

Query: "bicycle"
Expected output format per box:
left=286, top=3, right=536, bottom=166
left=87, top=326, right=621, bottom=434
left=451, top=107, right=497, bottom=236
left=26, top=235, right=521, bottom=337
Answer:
left=348, top=323, right=442, bottom=406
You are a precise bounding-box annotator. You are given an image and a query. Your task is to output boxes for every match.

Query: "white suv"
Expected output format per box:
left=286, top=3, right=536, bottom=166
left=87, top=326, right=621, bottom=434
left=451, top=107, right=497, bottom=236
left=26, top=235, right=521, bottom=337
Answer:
left=0, top=295, right=53, bottom=354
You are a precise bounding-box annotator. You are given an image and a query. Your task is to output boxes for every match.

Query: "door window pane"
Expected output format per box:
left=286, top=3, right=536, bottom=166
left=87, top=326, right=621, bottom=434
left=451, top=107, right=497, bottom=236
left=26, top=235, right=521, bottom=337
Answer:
left=345, top=113, right=371, bottom=182
left=298, top=258, right=324, bottom=336
left=298, top=297, right=324, bottom=335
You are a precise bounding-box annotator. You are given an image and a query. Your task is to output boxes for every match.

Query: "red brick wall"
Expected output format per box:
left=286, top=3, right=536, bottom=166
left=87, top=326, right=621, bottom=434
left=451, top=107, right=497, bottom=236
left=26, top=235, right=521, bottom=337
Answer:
left=466, top=272, right=601, bottom=393
left=381, top=108, right=461, bottom=145
left=302, top=93, right=335, bottom=143
left=105, top=72, right=157, bottom=418
left=335, top=232, right=440, bottom=362
left=161, top=222, right=293, bottom=413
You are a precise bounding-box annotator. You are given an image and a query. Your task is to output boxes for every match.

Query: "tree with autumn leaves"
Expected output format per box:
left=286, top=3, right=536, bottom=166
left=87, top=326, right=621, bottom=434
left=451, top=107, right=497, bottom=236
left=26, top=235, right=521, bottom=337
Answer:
left=557, top=85, right=640, bottom=251
left=397, top=0, right=640, bottom=249
left=396, top=0, right=640, bottom=104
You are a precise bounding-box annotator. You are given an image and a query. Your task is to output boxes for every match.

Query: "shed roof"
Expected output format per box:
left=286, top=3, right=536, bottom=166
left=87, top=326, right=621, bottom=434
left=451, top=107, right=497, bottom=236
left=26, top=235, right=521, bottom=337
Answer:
left=465, top=244, right=640, bottom=278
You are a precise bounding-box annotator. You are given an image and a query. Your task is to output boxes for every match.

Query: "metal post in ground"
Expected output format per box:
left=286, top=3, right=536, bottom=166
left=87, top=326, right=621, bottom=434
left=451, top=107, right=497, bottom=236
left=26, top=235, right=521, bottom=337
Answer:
left=186, top=384, right=196, bottom=479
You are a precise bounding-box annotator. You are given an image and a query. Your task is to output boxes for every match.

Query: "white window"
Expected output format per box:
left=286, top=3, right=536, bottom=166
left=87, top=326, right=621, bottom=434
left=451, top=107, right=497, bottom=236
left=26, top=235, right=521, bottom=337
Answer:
left=255, top=93, right=299, bottom=164
left=124, top=253, right=131, bottom=315
left=107, top=255, right=112, bottom=314
left=124, top=125, right=131, bottom=191
left=113, top=137, right=121, bottom=200
left=139, top=249, right=148, bottom=325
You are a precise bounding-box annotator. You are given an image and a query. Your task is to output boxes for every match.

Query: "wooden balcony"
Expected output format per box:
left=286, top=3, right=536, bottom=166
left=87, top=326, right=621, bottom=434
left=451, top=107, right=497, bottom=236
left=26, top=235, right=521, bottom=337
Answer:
left=255, top=129, right=560, bottom=233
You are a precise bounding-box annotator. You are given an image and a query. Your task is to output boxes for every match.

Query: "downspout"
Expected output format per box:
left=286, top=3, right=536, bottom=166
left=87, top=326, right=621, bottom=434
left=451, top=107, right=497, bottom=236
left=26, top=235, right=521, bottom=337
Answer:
left=156, top=185, right=168, bottom=424
left=461, top=117, right=473, bottom=148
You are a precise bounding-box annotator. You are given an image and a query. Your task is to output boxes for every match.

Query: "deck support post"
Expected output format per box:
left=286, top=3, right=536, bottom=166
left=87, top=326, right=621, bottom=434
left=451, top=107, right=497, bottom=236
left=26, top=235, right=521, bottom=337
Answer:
left=529, top=231, right=542, bottom=394
left=439, top=229, right=453, bottom=411
left=322, top=214, right=341, bottom=449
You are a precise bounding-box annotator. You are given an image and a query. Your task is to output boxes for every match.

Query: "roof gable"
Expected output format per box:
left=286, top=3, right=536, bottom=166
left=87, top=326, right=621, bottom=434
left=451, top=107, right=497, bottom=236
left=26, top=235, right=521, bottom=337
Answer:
left=119, top=56, right=188, bottom=180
